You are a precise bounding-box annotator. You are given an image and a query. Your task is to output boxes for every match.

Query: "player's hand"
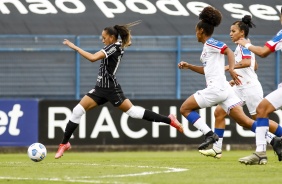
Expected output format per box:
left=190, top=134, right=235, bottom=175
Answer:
left=229, top=70, right=242, bottom=85
left=229, top=80, right=235, bottom=87
left=63, top=39, right=76, bottom=49
left=235, top=38, right=251, bottom=47
left=178, top=61, right=189, bottom=69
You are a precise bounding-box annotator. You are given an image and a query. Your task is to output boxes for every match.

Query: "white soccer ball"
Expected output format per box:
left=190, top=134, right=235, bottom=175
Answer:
left=27, top=143, right=47, bottom=162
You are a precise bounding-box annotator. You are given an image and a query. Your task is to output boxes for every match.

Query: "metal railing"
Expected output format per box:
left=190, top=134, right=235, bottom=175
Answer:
left=0, top=35, right=280, bottom=100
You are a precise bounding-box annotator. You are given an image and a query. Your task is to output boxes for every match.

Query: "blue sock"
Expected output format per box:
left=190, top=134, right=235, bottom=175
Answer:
left=251, top=121, right=257, bottom=133
left=214, top=128, right=224, bottom=138
left=186, top=111, right=200, bottom=125
left=256, top=118, right=269, bottom=127
left=274, top=125, right=282, bottom=137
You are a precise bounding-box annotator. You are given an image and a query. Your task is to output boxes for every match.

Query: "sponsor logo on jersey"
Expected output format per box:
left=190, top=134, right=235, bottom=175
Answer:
left=107, top=47, right=117, bottom=56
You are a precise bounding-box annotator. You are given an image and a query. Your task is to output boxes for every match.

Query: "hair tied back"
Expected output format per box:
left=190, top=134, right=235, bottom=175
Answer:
left=241, top=15, right=255, bottom=28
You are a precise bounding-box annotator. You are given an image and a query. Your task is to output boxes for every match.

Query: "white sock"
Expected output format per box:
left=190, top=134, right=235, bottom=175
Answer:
left=266, top=132, right=275, bottom=144
left=193, top=117, right=211, bottom=135
left=255, top=127, right=269, bottom=152
left=70, top=104, right=85, bottom=124
left=213, top=138, right=223, bottom=150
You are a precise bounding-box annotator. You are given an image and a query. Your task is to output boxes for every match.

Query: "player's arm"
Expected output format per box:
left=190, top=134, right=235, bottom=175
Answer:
left=225, top=58, right=251, bottom=71
left=236, top=39, right=272, bottom=58
left=178, top=61, right=205, bottom=74
left=245, top=45, right=271, bottom=58
left=63, top=39, right=105, bottom=62
left=224, top=47, right=242, bottom=85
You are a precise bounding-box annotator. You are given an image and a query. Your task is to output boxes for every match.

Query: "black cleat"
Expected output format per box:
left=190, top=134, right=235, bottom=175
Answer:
left=198, top=133, right=219, bottom=150
left=271, top=137, right=282, bottom=161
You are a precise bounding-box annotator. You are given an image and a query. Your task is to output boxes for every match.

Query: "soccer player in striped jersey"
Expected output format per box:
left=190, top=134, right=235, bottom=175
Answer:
left=199, top=15, right=282, bottom=162
left=236, top=7, right=282, bottom=165
left=55, top=21, right=183, bottom=159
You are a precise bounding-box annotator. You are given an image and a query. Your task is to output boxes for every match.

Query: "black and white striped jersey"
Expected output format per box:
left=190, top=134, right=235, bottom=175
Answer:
left=96, top=41, right=124, bottom=88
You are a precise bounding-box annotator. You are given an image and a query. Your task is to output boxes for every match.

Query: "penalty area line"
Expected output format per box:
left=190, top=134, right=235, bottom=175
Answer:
left=99, top=167, right=188, bottom=178
left=46, top=163, right=189, bottom=178
left=0, top=163, right=189, bottom=183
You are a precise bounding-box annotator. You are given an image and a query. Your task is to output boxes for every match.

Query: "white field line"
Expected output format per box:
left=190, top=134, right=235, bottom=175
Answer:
left=0, top=176, right=145, bottom=184
left=0, top=162, right=189, bottom=183
left=52, top=163, right=189, bottom=178
left=100, top=167, right=188, bottom=178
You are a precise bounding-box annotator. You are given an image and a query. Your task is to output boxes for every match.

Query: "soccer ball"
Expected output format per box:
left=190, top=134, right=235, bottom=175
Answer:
left=27, top=143, right=47, bottom=162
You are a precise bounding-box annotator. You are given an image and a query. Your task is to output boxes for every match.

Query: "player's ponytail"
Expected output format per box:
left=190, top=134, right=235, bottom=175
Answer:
left=113, top=25, right=131, bottom=48
left=233, top=15, right=256, bottom=38
left=103, top=20, right=141, bottom=48
left=241, top=15, right=256, bottom=29
left=114, top=20, right=141, bottom=48
left=197, top=6, right=222, bottom=36
left=112, top=20, right=141, bottom=48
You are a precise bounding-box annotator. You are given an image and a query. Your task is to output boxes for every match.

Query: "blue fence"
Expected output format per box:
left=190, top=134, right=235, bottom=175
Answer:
left=0, top=35, right=280, bottom=100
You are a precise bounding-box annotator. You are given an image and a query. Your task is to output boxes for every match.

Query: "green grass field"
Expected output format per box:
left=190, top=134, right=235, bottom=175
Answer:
left=0, top=150, right=281, bottom=184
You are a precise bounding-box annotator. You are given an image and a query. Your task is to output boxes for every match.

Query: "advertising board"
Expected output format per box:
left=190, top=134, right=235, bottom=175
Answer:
left=0, top=99, right=38, bottom=146
left=38, top=100, right=282, bottom=145
left=0, top=0, right=281, bottom=35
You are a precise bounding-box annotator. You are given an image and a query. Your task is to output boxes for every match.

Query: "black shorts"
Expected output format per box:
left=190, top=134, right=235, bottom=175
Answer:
left=86, top=85, right=127, bottom=107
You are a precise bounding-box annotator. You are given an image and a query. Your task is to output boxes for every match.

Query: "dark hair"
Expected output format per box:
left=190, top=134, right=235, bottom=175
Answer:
left=197, top=6, right=222, bottom=36
left=232, top=15, right=255, bottom=38
left=104, top=20, right=141, bottom=48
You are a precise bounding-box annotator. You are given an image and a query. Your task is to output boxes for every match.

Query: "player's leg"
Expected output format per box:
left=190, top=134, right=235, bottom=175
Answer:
left=63, top=95, right=99, bottom=140
left=218, top=86, right=267, bottom=165
left=200, top=87, right=245, bottom=158
left=181, top=87, right=228, bottom=150
left=228, top=105, right=268, bottom=159
left=245, top=88, right=282, bottom=164
left=227, top=102, right=282, bottom=162
left=242, top=85, right=282, bottom=160
left=107, top=84, right=183, bottom=132
left=257, top=89, right=282, bottom=161
left=213, top=105, right=227, bottom=151
left=199, top=105, right=226, bottom=158
left=55, top=88, right=104, bottom=159
left=255, top=87, right=282, bottom=137
left=240, top=88, right=282, bottom=164
left=225, top=105, right=268, bottom=165
left=263, top=87, right=282, bottom=140
left=254, top=116, right=282, bottom=161
left=219, top=86, right=252, bottom=130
